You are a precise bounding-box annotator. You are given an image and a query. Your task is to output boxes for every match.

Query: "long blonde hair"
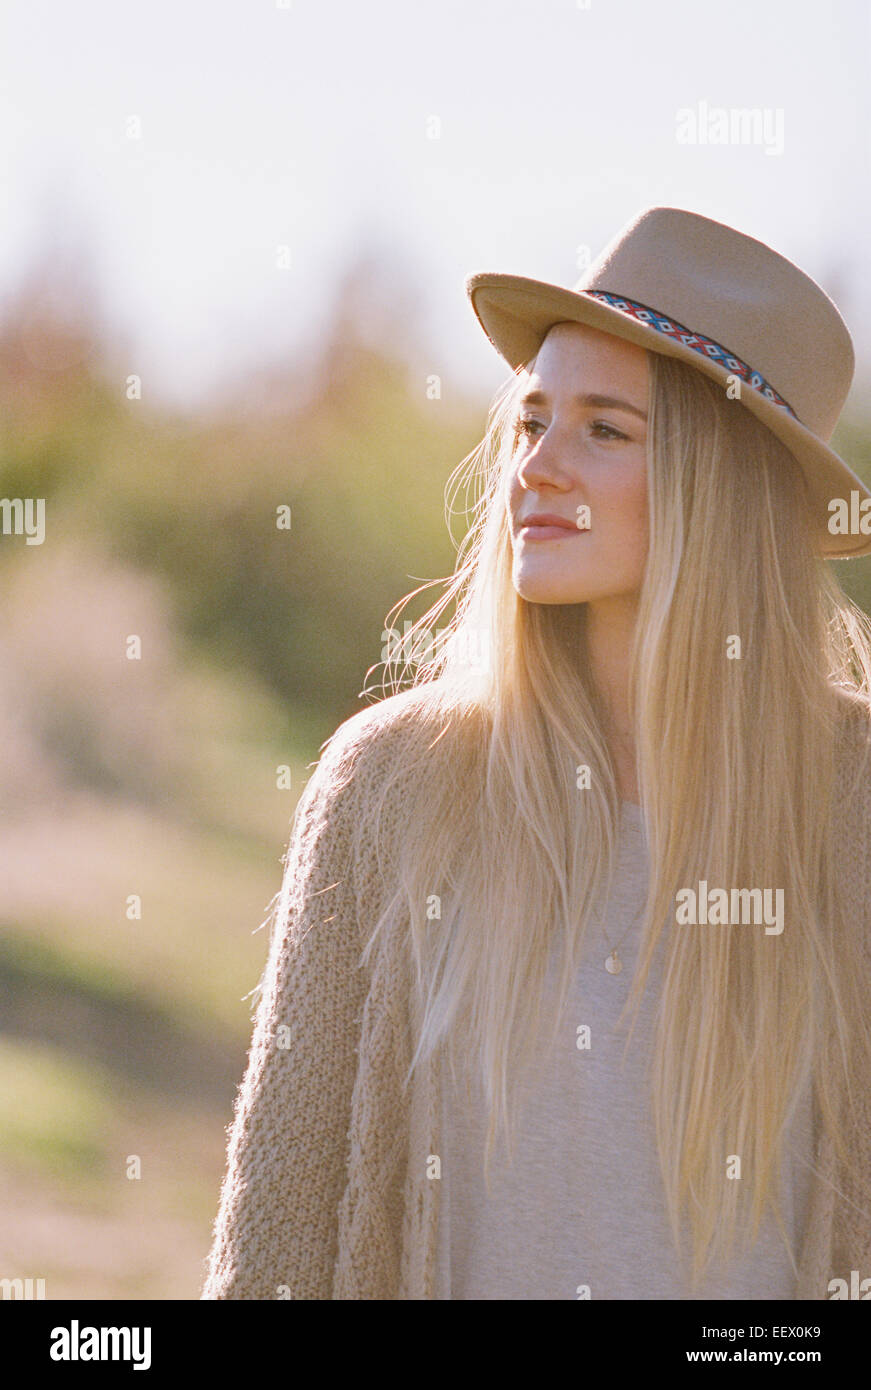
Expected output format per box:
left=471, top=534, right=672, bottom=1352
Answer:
left=356, top=347, right=871, bottom=1286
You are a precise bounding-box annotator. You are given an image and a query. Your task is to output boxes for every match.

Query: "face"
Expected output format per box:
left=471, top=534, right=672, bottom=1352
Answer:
left=507, top=321, right=650, bottom=607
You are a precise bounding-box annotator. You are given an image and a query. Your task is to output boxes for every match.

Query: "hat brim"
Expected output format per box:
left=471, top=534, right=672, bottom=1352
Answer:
left=466, top=272, right=871, bottom=560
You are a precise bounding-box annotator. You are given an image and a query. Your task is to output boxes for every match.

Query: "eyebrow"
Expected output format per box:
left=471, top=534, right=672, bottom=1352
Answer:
left=517, top=389, right=648, bottom=423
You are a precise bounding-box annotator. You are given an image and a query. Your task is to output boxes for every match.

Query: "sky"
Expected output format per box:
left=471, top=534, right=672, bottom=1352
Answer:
left=1, top=0, right=869, bottom=412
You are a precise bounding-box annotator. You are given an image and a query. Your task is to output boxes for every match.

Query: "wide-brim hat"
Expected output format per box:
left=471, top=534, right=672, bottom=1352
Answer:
left=466, top=205, right=871, bottom=559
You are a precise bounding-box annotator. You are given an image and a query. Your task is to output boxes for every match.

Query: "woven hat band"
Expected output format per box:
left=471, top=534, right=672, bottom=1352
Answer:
left=585, top=290, right=800, bottom=422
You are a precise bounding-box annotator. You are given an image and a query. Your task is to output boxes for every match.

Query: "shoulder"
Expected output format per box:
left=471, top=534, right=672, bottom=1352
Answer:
left=832, top=688, right=871, bottom=785
left=295, top=683, right=472, bottom=832
left=831, top=689, right=871, bottom=860
left=320, top=685, right=447, bottom=766
left=830, top=690, right=871, bottom=965
left=283, top=686, right=474, bottom=914
left=832, top=684, right=871, bottom=730
left=309, top=685, right=453, bottom=788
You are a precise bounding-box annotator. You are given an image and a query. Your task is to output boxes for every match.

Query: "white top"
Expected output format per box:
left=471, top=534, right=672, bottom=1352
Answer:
left=436, top=801, right=815, bottom=1299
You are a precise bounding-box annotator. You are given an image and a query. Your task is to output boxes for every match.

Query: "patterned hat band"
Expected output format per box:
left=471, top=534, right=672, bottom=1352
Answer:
left=584, top=290, right=800, bottom=423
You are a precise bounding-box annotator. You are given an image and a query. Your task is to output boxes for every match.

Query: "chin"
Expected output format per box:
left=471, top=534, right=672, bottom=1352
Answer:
left=513, top=575, right=595, bottom=605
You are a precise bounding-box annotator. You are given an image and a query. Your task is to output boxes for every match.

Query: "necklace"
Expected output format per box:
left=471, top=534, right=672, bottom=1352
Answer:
left=603, top=937, right=635, bottom=974
left=601, top=869, right=647, bottom=975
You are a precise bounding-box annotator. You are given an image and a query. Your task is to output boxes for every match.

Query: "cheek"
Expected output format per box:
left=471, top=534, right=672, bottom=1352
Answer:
left=506, top=462, right=522, bottom=506
left=598, top=471, right=648, bottom=578
left=627, top=479, right=649, bottom=555
left=598, top=466, right=647, bottom=532
left=630, top=475, right=649, bottom=533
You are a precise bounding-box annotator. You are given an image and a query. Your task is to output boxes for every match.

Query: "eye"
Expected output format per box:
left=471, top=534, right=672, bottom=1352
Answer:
left=512, top=416, right=542, bottom=443
left=590, top=420, right=629, bottom=441
left=512, top=415, right=630, bottom=445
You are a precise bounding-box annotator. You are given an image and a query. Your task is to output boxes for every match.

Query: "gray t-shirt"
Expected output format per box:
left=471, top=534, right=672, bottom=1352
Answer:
left=436, top=801, right=815, bottom=1299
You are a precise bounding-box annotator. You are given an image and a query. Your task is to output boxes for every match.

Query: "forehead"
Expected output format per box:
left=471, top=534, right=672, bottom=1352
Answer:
left=520, top=322, right=649, bottom=406
left=534, top=321, right=648, bottom=376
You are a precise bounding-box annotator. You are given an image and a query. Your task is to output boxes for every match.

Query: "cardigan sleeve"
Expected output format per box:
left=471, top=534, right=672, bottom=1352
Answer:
left=200, top=723, right=373, bottom=1300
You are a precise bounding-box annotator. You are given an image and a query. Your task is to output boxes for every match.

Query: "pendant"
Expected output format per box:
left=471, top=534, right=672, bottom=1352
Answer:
left=605, top=950, right=623, bottom=975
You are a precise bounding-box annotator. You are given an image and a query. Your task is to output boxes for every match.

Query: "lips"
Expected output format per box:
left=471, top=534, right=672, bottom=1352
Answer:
left=517, top=512, right=585, bottom=539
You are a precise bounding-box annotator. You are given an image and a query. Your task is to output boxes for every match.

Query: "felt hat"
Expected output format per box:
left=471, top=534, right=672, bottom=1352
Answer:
left=466, top=205, right=871, bottom=558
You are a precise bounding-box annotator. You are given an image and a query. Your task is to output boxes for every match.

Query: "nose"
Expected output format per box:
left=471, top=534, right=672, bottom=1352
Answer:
left=515, top=425, right=575, bottom=492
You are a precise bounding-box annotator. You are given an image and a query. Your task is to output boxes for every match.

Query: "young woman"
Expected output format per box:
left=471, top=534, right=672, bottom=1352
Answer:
left=202, top=206, right=871, bottom=1301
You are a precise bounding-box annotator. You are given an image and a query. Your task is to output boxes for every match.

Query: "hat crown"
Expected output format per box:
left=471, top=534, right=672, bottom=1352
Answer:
left=464, top=204, right=870, bottom=556
left=573, top=206, right=854, bottom=439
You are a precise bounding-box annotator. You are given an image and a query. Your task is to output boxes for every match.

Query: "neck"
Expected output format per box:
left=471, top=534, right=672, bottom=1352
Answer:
left=585, top=596, right=639, bottom=804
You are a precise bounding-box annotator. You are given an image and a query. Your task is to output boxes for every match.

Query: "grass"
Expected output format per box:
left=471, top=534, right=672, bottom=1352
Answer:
left=0, top=1037, right=114, bottom=1181
left=0, top=655, right=342, bottom=1296
left=0, top=1036, right=231, bottom=1297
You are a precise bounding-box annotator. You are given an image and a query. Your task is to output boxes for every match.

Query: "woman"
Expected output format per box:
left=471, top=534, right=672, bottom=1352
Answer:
left=201, top=205, right=871, bottom=1300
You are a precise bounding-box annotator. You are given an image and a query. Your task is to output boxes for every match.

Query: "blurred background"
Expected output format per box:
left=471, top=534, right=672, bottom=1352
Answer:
left=0, top=0, right=869, bottom=1298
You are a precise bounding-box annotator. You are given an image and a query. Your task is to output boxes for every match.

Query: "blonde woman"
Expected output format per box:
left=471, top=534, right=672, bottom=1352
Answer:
left=202, top=206, right=871, bottom=1301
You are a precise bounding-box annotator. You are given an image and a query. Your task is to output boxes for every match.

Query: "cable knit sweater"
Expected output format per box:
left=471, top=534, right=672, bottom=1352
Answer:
left=201, top=686, right=871, bottom=1301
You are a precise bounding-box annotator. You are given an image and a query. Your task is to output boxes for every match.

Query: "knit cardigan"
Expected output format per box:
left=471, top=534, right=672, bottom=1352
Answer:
left=201, top=686, right=871, bottom=1301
